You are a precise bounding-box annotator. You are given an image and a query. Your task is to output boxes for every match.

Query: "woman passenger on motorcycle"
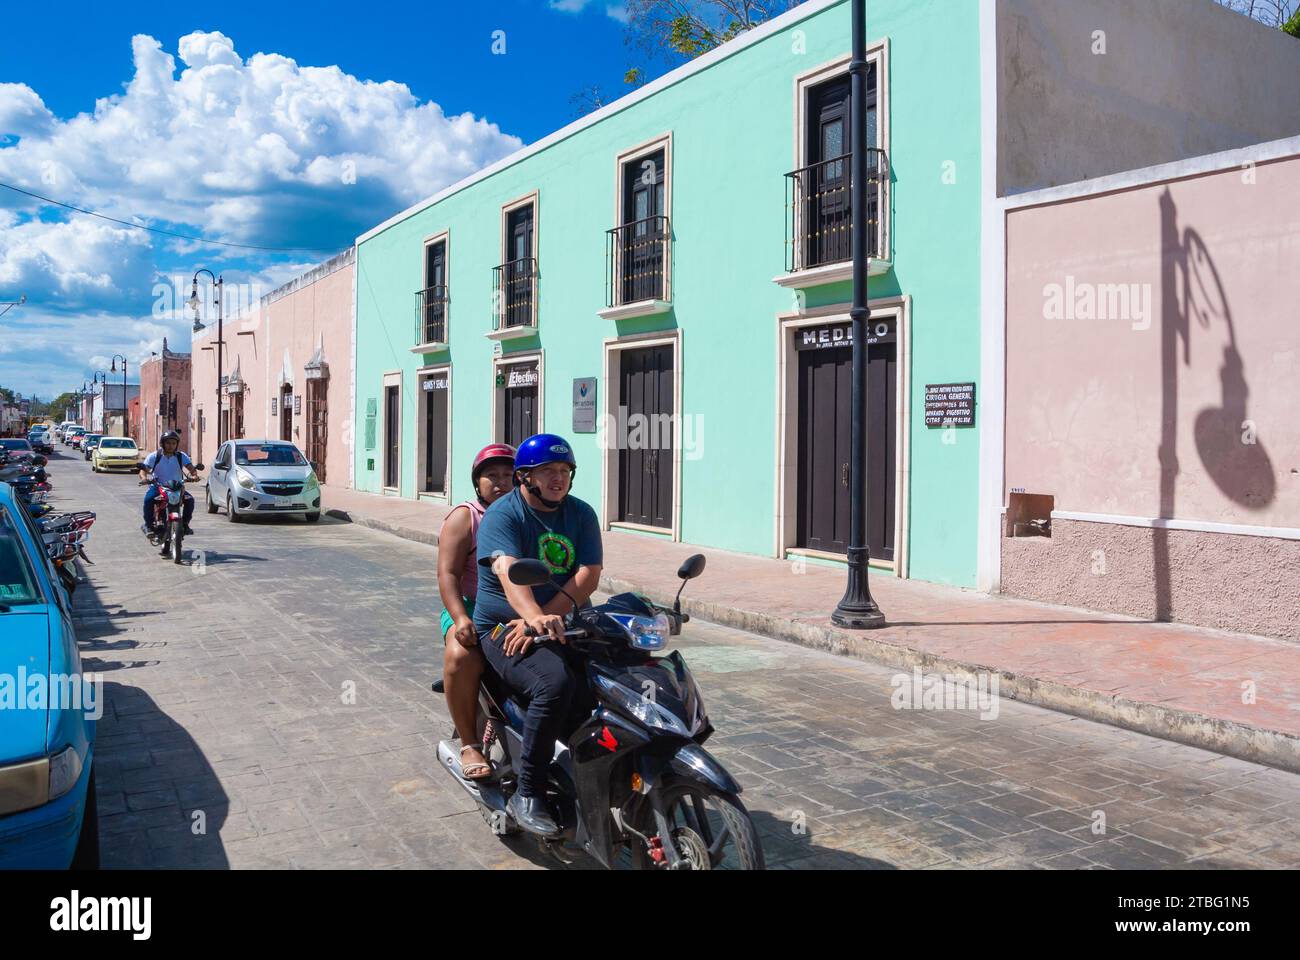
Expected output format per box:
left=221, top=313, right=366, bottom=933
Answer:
left=436, top=443, right=516, bottom=781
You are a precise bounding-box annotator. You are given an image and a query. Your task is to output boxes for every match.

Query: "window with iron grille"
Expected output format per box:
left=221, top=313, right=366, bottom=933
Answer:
left=786, top=63, right=887, bottom=272
left=416, top=238, right=448, bottom=345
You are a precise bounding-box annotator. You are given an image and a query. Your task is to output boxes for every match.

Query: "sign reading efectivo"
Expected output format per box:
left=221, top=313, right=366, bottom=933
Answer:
left=924, top=382, right=976, bottom=427
left=507, top=366, right=538, bottom=389
left=795, top=318, right=895, bottom=351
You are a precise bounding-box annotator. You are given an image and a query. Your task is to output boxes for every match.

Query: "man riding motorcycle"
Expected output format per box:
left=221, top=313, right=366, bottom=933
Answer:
left=472, top=433, right=603, bottom=837
left=139, top=430, right=199, bottom=548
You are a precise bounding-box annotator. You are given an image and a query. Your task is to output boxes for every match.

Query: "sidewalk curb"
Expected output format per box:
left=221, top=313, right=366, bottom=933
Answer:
left=326, top=506, right=1300, bottom=774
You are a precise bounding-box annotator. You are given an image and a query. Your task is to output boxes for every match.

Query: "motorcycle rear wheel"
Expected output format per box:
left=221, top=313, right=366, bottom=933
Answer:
left=631, top=779, right=764, bottom=870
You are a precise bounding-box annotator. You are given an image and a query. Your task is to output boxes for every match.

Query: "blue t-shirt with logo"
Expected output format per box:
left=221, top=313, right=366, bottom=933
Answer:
left=473, top=488, right=603, bottom=633
left=143, top=450, right=192, bottom=485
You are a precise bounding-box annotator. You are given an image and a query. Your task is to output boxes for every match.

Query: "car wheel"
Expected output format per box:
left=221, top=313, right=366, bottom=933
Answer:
left=226, top=493, right=241, bottom=523
left=205, top=485, right=218, bottom=514
left=70, top=767, right=100, bottom=870
left=305, top=511, right=320, bottom=522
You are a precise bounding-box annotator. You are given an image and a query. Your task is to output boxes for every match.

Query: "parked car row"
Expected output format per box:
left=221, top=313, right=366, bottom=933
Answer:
left=0, top=444, right=100, bottom=869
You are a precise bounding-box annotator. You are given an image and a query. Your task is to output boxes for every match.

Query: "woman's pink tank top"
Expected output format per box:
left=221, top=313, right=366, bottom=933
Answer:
left=442, top=500, right=487, bottom=599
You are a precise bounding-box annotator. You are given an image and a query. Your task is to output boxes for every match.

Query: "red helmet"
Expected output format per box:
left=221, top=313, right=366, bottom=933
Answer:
left=471, top=443, right=516, bottom=487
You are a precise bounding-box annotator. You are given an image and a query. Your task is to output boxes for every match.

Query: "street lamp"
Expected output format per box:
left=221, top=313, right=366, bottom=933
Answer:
left=189, top=270, right=225, bottom=449
left=831, top=0, right=887, bottom=629
left=110, top=354, right=128, bottom=437
left=0, top=292, right=24, bottom=320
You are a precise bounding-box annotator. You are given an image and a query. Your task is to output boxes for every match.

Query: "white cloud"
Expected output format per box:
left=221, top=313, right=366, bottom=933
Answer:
left=549, top=0, right=631, bottom=21
left=0, top=31, right=525, bottom=248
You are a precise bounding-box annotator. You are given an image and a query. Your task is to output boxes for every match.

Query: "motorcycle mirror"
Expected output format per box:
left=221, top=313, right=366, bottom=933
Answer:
left=676, top=554, right=706, bottom=581
left=193, top=463, right=205, bottom=471
left=508, top=558, right=552, bottom=587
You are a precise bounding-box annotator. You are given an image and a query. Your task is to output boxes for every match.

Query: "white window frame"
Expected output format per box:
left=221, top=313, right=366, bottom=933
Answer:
left=489, top=191, right=540, bottom=339
left=773, top=296, right=911, bottom=577
left=790, top=43, right=890, bottom=272
left=600, top=329, right=683, bottom=541
left=415, top=362, right=452, bottom=502
left=414, top=229, right=451, bottom=352
left=491, top=349, right=545, bottom=445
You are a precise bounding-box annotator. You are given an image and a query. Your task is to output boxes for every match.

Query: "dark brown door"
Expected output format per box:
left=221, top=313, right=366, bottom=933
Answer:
left=505, top=205, right=534, bottom=328
left=422, top=373, right=448, bottom=494
left=384, top=384, right=400, bottom=488
left=306, top=379, right=328, bottom=483
left=502, top=364, right=538, bottom=448
left=796, top=333, right=896, bottom=560
left=618, top=345, right=674, bottom=529
left=280, top=385, right=293, bottom=442
left=622, top=150, right=666, bottom=303
left=804, top=64, right=877, bottom=267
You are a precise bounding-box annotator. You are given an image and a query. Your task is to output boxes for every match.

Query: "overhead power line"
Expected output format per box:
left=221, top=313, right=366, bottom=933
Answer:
left=0, top=180, right=341, bottom=254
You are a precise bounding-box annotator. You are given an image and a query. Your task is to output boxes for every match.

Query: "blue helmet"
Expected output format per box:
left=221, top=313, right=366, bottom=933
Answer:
left=514, top=433, right=576, bottom=473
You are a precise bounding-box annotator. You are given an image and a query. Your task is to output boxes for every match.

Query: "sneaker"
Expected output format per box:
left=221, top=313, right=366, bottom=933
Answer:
left=182, top=524, right=195, bottom=536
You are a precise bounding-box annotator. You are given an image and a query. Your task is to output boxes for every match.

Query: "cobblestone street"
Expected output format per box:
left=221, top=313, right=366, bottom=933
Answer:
left=53, top=450, right=1300, bottom=870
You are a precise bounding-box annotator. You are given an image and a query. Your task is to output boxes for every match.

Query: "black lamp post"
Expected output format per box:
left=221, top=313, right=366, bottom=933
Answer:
left=832, top=0, right=887, bottom=630
left=110, top=354, right=128, bottom=437
left=190, top=270, right=225, bottom=449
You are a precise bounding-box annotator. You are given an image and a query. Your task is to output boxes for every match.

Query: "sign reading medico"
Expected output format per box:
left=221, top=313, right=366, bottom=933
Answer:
left=795, top=317, right=895, bottom=351
left=572, top=377, right=597, bottom=433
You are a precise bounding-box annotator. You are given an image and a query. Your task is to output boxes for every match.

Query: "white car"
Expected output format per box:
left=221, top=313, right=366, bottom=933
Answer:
left=205, top=439, right=322, bottom=522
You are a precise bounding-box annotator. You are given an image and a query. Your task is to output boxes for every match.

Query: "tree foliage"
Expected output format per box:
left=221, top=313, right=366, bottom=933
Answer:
left=1214, top=0, right=1300, bottom=32
left=622, top=0, right=804, bottom=76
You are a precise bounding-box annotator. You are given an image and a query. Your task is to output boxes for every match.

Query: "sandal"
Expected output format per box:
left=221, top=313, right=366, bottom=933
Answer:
left=459, top=743, right=493, bottom=781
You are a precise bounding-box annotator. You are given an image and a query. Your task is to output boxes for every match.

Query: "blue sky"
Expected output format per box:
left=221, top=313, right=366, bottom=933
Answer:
left=0, top=0, right=675, bottom=400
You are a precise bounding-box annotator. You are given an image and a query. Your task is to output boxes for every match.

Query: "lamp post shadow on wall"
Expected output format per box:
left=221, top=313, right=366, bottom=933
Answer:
left=832, top=0, right=887, bottom=630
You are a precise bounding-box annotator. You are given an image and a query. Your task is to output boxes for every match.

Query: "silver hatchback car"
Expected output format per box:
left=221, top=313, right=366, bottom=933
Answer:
left=205, top=439, right=322, bottom=522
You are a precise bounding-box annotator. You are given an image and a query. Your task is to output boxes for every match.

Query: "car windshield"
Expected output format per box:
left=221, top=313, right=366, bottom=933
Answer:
left=100, top=439, right=136, bottom=449
left=85, top=435, right=102, bottom=443
left=0, top=508, right=41, bottom=607
left=236, top=444, right=307, bottom=466
left=0, top=439, right=33, bottom=451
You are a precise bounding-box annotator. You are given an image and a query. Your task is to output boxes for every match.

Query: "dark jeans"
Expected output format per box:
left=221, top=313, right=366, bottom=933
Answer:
left=143, top=488, right=194, bottom=529
left=479, top=630, right=582, bottom=798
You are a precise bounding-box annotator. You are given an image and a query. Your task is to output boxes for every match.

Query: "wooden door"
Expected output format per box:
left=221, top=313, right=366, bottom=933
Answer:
left=618, top=345, right=674, bottom=529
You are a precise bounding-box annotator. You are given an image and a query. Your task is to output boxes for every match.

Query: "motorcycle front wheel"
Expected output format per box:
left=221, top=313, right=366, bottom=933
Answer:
left=170, top=520, right=183, bottom=564
left=631, top=778, right=764, bottom=870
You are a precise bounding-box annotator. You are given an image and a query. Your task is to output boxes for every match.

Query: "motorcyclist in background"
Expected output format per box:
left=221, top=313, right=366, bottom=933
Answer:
left=139, top=430, right=199, bottom=550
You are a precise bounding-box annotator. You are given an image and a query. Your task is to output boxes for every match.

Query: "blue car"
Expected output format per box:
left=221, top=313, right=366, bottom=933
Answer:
left=0, top=481, right=98, bottom=868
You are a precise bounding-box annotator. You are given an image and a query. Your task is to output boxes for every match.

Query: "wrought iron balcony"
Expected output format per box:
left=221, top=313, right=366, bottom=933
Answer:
left=492, top=257, right=537, bottom=331
left=605, top=215, right=671, bottom=308
left=784, top=148, right=888, bottom=273
left=414, top=284, right=448, bottom=346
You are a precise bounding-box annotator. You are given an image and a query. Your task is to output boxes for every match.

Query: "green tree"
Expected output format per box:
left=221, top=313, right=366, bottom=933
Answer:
left=621, top=0, right=804, bottom=81
left=1214, top=0, right=1300, bottom=33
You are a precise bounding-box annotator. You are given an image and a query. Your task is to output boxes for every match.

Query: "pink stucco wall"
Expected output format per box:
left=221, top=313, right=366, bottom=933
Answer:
left=191, top=251, right=353, bottom=484
left=1005, top=154, right=1300, bottom=529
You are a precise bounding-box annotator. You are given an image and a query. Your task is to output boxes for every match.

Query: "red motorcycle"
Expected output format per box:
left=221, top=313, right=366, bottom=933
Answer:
left=141, top=471, right=204, bottom=564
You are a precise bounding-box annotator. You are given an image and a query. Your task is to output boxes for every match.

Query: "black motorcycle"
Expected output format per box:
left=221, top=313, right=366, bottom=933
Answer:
left=434, top=554, right=764, bottom=870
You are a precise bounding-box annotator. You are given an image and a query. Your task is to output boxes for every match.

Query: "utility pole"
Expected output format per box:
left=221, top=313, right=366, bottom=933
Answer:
left=832, top=0, right=887, bottom=630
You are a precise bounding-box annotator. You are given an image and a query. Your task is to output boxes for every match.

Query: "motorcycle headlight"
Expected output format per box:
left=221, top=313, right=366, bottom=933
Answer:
left=235, top=469, right=257, bottom=490
left=48, top=745, right=83, bottom=801
left=592, top=674, right=691, bottom=736
left=609, top=613, right=671, bottom=651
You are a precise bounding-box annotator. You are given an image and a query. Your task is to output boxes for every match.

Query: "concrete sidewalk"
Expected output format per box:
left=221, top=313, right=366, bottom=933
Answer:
left=321, top=484, right=1300, bottom=773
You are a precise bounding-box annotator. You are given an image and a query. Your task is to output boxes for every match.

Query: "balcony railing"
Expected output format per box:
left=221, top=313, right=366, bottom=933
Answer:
left=492, top=257, right=537, bottom=331
left=784, top=148, right=888, bottom=273
left=606, top=214, right=670, bottom=308
left=414, top=284, right=448, bottom=345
